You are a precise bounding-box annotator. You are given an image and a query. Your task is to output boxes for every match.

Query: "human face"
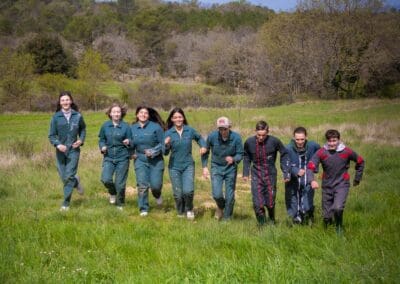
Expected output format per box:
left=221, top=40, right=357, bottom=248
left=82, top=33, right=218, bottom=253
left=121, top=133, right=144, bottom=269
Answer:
left=327, top=137, right=340, bottom=150
left=294, top=132, right=306, bottom=149
left=110, top=106, right=122, bottom=123
left=171, top=112, right=184, bottom=128
left=218, top=127, right=230, bottom=139
left=256, top=129, right=268, bottom=143
left=59, top=95, right=72, bottom=111
left=137, top=108, right=149, bottom=123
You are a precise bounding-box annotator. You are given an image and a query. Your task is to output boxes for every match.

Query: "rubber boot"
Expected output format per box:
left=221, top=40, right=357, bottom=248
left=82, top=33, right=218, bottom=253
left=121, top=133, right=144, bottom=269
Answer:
left=323, top=217, right=333, bottom=229
left=334, top=210, right=344, bottom=236
left=267, top=207, right=275, bottom=225
left=257, top=215, right=267, bottom=226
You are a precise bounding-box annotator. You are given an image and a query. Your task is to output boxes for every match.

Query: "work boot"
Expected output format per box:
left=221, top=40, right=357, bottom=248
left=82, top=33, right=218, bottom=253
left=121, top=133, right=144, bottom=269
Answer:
left=334, top=210, right=344, bottom=236
left=257, top=215, right=267, bottom=226
left=323, top=218, right=333, bottom=229
left=267, top=207, right=275, bottom=224
left=214, top=207, right=223, bottom=220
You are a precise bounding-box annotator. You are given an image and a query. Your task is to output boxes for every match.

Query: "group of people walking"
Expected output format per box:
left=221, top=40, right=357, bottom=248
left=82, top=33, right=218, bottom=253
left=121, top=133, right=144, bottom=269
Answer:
left=49, top=91, right=365, bottom=234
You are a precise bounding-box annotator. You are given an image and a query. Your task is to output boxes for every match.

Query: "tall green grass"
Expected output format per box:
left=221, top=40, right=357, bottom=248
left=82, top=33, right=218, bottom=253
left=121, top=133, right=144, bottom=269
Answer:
left=1, top=99, right=399, bottom=282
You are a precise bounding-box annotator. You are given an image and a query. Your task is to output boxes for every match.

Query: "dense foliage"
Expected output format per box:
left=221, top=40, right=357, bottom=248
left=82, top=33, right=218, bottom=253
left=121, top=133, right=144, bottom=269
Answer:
left=0, top=0, right=399, bottom=111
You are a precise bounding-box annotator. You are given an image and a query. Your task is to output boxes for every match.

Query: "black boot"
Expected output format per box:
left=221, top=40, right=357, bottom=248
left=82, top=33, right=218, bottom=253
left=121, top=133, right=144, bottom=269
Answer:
left=334, top=210, right=344, bottom=236
left=323, top=217, right=333, bottom=229
left=267, top=207, right=275, bottom=225
left=257, top=215, right=267, bottom=226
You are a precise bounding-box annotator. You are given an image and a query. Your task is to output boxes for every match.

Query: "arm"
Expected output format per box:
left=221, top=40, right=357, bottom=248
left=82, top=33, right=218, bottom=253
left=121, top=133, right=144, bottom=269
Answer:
left=307, top=150, right=322, bottom=189
left=193, top=128, right=207, bottom=155
left=232, top=134, right=244, bottom=164
left=242, top=140, right=251, bottom=181
left=98, top=124, right=107, bottom=153
left=201, top=135, right=211, bottom=178
left=48, top=116, right=60, bottom=147
left=146, top=125, right=164, bottom=158
left=351, top=150, right=365, bottom=186
left=278, top=140, right=290, bottom=181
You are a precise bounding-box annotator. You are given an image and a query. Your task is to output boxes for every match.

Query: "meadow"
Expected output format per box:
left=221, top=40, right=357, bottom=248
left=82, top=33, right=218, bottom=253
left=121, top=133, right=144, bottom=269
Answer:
left=0, top=98, right=399, bottom=283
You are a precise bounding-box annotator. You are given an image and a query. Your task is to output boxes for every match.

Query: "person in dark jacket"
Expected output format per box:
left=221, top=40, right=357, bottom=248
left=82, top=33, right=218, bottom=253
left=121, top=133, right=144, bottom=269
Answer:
left=49, top=91, right=86, bottom=211
left=202, top=117, right=243, bottom=221
left=164, top=108, right=207, bottom=220
left=99, top=103, right=132, bottom=210
left=285, top=127, right=320, bottom=225
left=243, top=121, right=290, bottom=225
left=307, top=129, right=365, bottom=235
left=130, top=106, right=165, bottom=216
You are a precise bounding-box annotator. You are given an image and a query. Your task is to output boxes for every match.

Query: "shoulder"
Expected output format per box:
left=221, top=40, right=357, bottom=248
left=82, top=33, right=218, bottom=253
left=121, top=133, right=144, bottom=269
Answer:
left=245, top=136, right=255, bottom=144
left=230, top=131, right=242, bottom=140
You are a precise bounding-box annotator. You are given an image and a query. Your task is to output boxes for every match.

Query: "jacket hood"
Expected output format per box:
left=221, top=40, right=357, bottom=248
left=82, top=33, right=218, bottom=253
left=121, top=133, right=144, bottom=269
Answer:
left=323, top=142, right=345, bottom=152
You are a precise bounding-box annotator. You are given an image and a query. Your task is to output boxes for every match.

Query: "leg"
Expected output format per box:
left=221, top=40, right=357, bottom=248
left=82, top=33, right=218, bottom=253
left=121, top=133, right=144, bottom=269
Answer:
left=169, top=167, right=184, bottom=215
left=182, top=164, right=195, bottom=212
left=101, top=160, right=117, bottom=196
left=149, top=166, right=164, bottom=200
left=302, top=184, right=315, bottom=224
left=211, top=171, right=225, bottom=210
left=114, top=159, right=130, bottom=206
left=333, top=186, right=349, bottom=234
left=285, top=183, right=300, bottom=220
left=322, top=187, right=334, bottom=228
left=58, top=150, right=80, bottom=207
left=135, top=164, right=150, bottom=213
left=223, top=169, right=237, bottom=220
left=251, top=174, right=266, bottom=225
left=264, top=176, right=277, bottom=223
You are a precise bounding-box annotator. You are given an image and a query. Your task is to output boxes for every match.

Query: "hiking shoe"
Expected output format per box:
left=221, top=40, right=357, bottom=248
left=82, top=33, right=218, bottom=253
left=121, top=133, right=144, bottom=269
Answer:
left=187, top=211, right=195, bottom=220
left=109, top=195, right=116, bottom=204
left=293, top=216, right=302, bottom=224
left=214, top=207, right=223, bottom=220
left=140, top=211, right=148, bottom=217
left=60, top=206, right=69, bottom=212
left=75, top=176, right=84, bottom=195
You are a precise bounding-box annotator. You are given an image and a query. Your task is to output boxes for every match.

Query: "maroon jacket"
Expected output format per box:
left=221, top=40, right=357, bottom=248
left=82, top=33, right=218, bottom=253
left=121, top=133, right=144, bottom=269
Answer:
left=307, top=143, right=365, bottom=189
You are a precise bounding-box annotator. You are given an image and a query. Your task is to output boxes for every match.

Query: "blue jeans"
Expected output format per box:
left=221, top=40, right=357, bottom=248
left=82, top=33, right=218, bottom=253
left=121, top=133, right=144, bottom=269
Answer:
left=169, top=164, right=195, bottom=214
left=56, top=149, right=80, bottom=207
left=211, top=167, right=237, bottom=219
left=285, top=183, right=314, bottom=218
left=101, top=159, right=130, bottom=206
left=135, top=163, right=164, bottom=212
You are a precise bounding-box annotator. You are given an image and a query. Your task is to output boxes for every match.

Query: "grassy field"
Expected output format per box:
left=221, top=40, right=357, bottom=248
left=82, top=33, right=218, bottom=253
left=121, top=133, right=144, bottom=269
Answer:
left=0, top=99, right=399, bottom=282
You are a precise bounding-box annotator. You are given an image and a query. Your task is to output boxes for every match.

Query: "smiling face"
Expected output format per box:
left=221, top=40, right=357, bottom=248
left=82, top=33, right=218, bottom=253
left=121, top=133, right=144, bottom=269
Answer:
left=327, top=137, right=340, bottom=150
left=110, top=106, right=122, bottom=122
left=171, top=112, right=184, bottom=128
left=59, top=95, right=72, bottom=111
left=294, top=132, right=306, bottom=149
left=136, top=108, right=149, bottom=123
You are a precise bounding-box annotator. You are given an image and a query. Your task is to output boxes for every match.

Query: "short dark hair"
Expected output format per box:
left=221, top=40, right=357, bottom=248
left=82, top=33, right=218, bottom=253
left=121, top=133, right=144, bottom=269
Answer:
left=106, top=102, right=127, bottom=119
left=255, top=120, right=269, bottom=131
left=293, top=126, right=307, bottom=136
left=325, top=129, right=340, bottom=140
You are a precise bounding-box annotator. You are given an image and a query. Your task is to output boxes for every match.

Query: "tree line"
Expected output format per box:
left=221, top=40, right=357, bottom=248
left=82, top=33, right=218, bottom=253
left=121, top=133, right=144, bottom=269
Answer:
left=0, top=0, right=399, bottom=111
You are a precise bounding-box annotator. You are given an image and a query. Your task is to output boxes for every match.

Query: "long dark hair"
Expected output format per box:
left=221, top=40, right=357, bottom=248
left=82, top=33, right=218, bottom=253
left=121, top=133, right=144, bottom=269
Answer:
left=55, top=91, right=79, bottom=112
left=166, top=107, right=188, bottom=129
left=135, top=106, right=165, bottom=130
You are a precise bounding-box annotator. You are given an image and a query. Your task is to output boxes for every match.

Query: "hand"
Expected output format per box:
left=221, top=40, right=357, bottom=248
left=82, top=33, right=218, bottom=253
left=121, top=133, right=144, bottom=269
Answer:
left=165, top=136, right=171, bottom=145
left=202, top=167, right=210, bottom=179
left=57, top=144, right=67, bottom=153
left=131, top=154, right=137, bottom=160
left=284, top=178, right=290, bottom=183
left=225, top=156, right=234, bottom=165
left=72, top=140, right=82, bottom=149
left=122, top=139, right=130, bottom=146
left=243, top=176, right=249, bottom=182
left=199, top=147, right=207, bottom=155
left=101, top=146, right=107, bottom=154
left=298, top=169, right=305, bottom=177
left=311, top=180, right=319, bottom=190
left=353, top=180, right=360, bottom=187
left=144, top=149, right=152, bottom=157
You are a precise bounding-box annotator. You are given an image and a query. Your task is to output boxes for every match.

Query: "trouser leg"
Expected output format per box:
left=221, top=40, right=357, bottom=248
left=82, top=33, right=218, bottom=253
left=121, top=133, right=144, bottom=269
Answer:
left=101, top=160, right=117, bottom=196
left=114, top=159, right=129, bottom=206
left=57, top=150, right=79, bottom=207
left=182, top=164, right=195, bottom=212
left=223, top=170, right=237, bottom=220
left=169, top=168, right=184, bottom=214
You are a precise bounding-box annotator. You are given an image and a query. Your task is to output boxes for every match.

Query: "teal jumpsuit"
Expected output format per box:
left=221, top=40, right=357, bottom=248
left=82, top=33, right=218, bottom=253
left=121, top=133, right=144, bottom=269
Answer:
left=49, top=110, right=86, bottom=207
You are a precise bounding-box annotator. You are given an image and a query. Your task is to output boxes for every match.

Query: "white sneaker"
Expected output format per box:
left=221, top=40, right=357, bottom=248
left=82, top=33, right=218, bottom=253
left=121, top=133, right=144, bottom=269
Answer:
left=75, top=176, right=84, bottom=195
left=109, top=195, right=116, bottom=204
left=187, top=211, right=195, bottom=220
left=60, top=206, right=69, bottom=212
left=156, top=196, right=163, bottom=206
left=140, top=211, right=148, bottom=217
